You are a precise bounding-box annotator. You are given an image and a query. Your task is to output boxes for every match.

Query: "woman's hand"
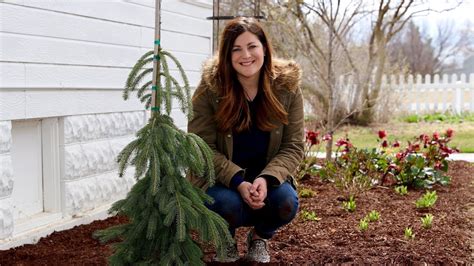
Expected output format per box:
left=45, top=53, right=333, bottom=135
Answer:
left=237, top=181, right=265, bottom=209
left=250, top=177, right=267, bottom=204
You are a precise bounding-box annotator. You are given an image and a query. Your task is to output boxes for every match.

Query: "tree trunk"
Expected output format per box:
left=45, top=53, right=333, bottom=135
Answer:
left=357, top=36, right=387, bottom=125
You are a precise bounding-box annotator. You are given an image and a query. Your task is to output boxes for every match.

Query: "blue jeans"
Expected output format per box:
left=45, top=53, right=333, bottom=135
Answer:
left=206, top=181, right=299, bottom=239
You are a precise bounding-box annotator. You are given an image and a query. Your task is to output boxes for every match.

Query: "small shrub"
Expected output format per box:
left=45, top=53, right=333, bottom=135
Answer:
left=404, top=227, right=415, bottom=240
left=421, top=214, right=434, bottom=229
left=342, top=196, right=356, bottom=212
left=298, top=188, right=316, bottom=198
left=359, top=218, right=369, bottom=232
left=415, top=191, right=438, bottom=209
left=394, top=185, right=408, bottom=195
left=300, top=210, right=321, bottom=222
left=390, top=129, right=458, bottom=188
left=320, top=140, right=386, bottom=197
left=366, top=210, right=380, bottom=222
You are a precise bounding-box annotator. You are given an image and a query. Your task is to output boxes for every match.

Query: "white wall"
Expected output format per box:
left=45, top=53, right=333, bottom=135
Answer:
left=0, top=121, right=13, bottom=239
left=0, top=0, right=212, bottom=247
left=0, top=0, right=211, bottom=121
left=61, top=112, right=144, bottom=216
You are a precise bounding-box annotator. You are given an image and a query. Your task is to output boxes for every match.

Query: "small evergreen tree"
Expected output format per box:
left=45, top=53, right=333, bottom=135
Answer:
left=94, top=2, right=232, bottom=264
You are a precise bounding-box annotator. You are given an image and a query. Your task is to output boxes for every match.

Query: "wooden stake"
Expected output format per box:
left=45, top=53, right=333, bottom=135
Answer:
left=151, top=0, right=161, bottom=114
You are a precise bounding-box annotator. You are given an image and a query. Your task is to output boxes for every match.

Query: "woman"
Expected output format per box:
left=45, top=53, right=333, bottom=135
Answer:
left=188, top=17, right=304, bottom=263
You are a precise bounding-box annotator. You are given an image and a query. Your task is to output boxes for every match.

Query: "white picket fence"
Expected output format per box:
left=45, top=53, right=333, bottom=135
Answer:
left=334, top=73, right=474, bottom=115
left=380, top=73, right=474, bottom=114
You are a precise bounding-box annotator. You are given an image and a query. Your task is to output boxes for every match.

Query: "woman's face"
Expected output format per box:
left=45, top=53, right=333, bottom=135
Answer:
left=231, top=31, right=265, bottom=81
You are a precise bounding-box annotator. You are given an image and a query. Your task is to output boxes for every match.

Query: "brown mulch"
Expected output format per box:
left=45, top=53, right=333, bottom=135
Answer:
left=1, top=161, right=473, bottom=265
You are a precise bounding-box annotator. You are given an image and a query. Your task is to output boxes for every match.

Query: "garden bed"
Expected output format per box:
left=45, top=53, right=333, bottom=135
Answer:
left=1, top=161, right=472, bottom=265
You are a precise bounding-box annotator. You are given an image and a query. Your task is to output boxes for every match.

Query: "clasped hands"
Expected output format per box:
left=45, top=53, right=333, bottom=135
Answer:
left=237, top=177, right=267, bottom=210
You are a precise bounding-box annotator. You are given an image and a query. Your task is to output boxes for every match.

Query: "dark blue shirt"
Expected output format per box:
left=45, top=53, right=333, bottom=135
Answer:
left=230, top=96, right=270, bottom=189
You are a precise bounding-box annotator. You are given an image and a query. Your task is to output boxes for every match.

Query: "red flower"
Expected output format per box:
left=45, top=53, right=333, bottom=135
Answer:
left=440, top=145, right=458, bottom=155
left=322, top=133, right=332, bottom=141
left=446, top=128, right=454, bottom=138
left=378, top=130, right=387, bottom=139
left=408, top=143, right=420, bottom=152
left=419, top=134, right=430, bottom=144
left=335, top=138, right=348, bottom=147
left=381, top=140, right=388, bottom=148
left=433, top=132, right=440, bottom=141
left=306, top=130, right=320, bottom=145
left=342, top=144, right=353, bottom=153
left=396, top=152, right=405, bottom=160
left=392, top=140, right=400, bottom=148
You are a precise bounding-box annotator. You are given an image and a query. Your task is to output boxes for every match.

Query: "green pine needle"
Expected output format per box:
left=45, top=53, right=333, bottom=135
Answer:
left=96, top=49, right=232, bottom=264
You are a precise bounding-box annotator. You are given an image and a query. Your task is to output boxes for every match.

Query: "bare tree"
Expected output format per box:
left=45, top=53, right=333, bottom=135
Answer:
left=279, top=0, right=460, bottom=125
left=432, top=20, right=474, bottom=73
left=388, top=21, right=438, bottom=75
left=265, top=0, right=366, bottom=159
left=262, top=0, right=463, bottom=158
left=388, top=19, right=473, bottom=76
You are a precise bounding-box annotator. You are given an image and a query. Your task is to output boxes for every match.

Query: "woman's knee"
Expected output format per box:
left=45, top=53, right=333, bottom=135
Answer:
left=267, top=182, right=299, bottom=223
left=277, top=195, right=299, bottom=223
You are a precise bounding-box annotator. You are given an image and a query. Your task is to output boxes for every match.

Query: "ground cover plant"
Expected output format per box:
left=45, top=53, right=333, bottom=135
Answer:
left=421, top=214, right=434, bottom=229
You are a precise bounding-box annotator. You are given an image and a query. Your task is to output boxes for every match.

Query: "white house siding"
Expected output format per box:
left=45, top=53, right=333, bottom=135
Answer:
left=0, top=0, right=212, bottom=247
left=0, top=122, right=14, bottom=239
left=62, top=112, right=144, bottom=216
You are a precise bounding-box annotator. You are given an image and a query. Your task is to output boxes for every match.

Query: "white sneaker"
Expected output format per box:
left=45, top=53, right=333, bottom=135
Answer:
left=244, top=231, right=270, bottom=263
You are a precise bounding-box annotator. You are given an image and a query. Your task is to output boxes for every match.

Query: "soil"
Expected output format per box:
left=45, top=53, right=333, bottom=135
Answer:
left=1, top=161, right=472, bottom=265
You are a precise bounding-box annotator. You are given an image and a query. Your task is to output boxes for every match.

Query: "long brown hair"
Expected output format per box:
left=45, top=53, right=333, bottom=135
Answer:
left=215, top=17, right=288, bottom=133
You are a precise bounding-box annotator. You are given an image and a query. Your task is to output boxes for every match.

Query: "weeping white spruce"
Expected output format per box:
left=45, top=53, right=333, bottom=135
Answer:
left=94, top=1, right=232, bottom=264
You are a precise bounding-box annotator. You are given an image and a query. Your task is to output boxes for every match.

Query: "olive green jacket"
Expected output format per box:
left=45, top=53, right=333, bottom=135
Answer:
left=187, top=58, right=304, bottom=190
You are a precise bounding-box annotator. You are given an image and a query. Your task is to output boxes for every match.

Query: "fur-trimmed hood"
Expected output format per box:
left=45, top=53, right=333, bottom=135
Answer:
left=200, top=57, right=302, bottom=93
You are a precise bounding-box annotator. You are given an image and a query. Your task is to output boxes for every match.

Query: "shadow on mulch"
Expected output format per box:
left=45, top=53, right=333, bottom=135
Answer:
left=0, top=161, right=473, bottom=265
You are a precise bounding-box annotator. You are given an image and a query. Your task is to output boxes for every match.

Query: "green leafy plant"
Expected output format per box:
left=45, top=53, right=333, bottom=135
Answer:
left=94, top=37, right=232, bottom=264
left=317, top=129, right=456, bottom=200
left=319, top=140, right=386, bottom=197
left=404, top=227, right=415, bottom=240
left=298, top=188, right=316, bottom=198
left=389, top=129, right=458, bottom=188
left=366, top=210, right=380, bottom=222
left=394, top=185, right=408, bottom=195
left=342, top=196, right=356, bottom=212
left=300, top=210, right=321, bottom=222
left=415, top=191, right=438, bottom=209
left=359, top=218, right=369, bottom=232
left=421, top=214, right=434, bottom=229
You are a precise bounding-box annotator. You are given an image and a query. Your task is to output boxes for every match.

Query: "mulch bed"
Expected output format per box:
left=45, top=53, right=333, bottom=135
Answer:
left=1, top=161, right=472, bottom=265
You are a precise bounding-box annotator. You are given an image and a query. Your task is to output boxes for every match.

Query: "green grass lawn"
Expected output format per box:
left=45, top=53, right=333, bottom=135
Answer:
left=329, top=121, right=474, bottom=153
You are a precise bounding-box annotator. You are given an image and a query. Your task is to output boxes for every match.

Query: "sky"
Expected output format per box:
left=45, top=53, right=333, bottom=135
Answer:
left=413, top=0, right=473, bottom=37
